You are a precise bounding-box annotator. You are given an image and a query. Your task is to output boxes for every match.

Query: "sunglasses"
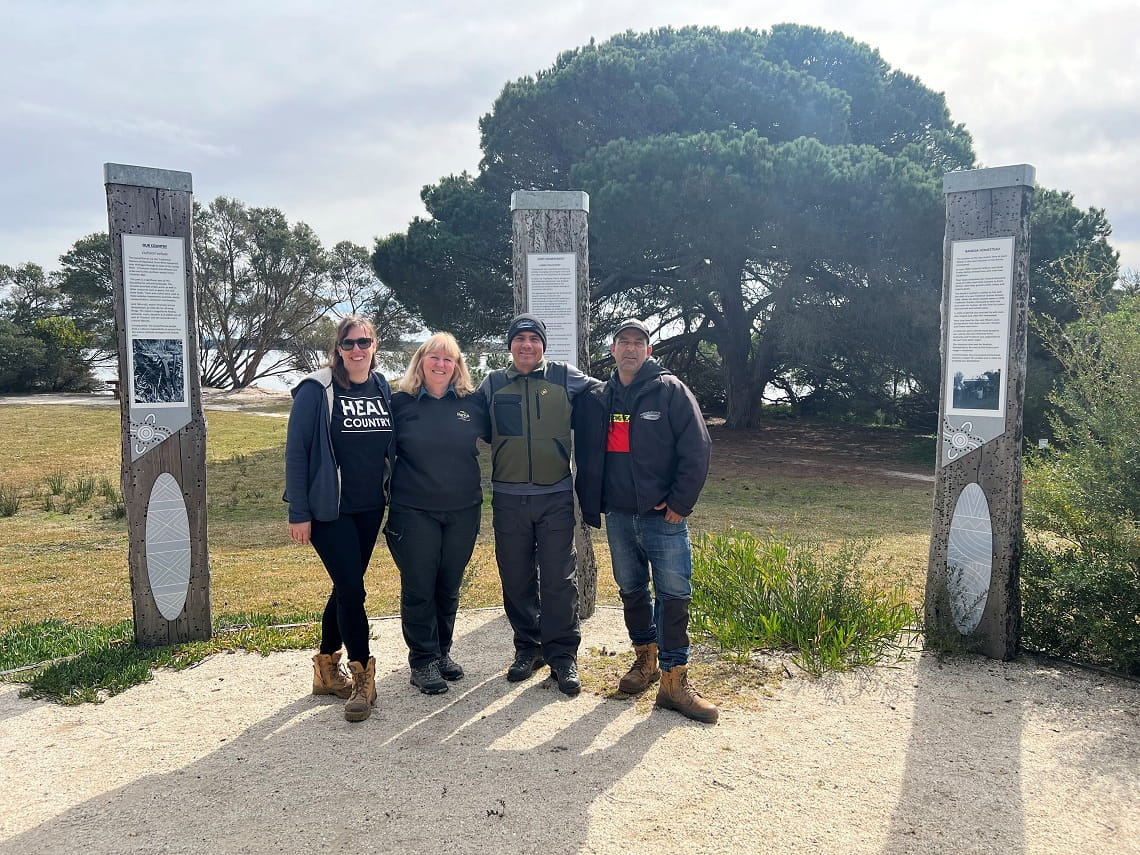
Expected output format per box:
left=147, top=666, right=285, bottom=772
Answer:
left=338, top=337, right=374, bottom=351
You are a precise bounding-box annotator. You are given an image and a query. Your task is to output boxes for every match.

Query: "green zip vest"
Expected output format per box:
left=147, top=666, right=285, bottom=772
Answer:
left=487, top=362, right=571, bottom=485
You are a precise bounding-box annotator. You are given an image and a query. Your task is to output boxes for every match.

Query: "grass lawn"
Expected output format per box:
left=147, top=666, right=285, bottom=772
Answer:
left=0, top=405, right=934, bottom=632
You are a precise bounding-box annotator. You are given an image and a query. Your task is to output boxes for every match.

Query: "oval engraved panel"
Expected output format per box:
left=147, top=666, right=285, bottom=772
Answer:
left=946, top=482, right=992, bottom=635
left=145, top=472, right=191, bottom=621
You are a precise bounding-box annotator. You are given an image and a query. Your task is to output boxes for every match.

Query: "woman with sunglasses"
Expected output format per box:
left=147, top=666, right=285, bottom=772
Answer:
left=385, top=333, right=488, bottom=695
left=285, top=315, right=394, bottom=722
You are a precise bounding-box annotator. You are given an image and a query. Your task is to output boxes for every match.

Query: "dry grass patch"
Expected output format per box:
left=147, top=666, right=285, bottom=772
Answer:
left=579, top=643, right=784, bottom=714
left=1, top=402, right=936, bottom=706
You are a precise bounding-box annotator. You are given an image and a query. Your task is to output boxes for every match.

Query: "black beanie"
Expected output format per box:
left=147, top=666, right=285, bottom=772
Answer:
left=507, top=313, right=548, bottom=348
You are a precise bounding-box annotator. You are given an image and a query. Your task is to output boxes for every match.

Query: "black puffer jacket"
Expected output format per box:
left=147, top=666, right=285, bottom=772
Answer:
left=572, top=360, right=711, bottom=528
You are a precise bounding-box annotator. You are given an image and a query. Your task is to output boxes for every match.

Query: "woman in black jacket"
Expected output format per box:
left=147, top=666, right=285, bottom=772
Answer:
left=285, top=315, right=394, bottom=722
left=385, top=332, right=488, bottom=695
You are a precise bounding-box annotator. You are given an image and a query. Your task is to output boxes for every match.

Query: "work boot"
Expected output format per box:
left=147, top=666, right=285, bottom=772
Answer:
left=312, top=651, right=353, bottom=699
left=410, top=660, right=449, bottom=695
left=550, top=659, right=581, bottom=696
left=506, top=649, right=545, bottom=682
left=655, top=665, right=718, bottom=724
left=344, top=657, right=377, bottom=723
left=618, top=643, right=660, bottom=695
left=437, top=654, right=464, bottom=681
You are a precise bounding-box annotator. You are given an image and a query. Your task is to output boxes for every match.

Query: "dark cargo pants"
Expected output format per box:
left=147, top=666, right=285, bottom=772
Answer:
left=491, top=490, right=580, bottom=666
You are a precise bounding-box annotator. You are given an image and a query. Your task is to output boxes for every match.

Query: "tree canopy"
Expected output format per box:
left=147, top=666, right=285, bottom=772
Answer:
left=3, top=200, right=422, bottom=392
left=374, top=23, right=1117, bottom=429
left=193, top=197, right=337, bottom=389
left=373, top=24, right=976, bottom=427
left=0, top=262, right=95, bottom=392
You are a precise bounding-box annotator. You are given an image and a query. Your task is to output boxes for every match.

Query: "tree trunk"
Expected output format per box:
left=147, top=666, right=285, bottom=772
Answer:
left=710, top=257, right=776, bottom=430
left=722, top=343, right=774, bottom=429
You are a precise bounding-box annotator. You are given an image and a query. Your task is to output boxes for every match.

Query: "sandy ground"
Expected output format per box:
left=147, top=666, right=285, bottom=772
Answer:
left=1, top=607, right=1137, bottom=855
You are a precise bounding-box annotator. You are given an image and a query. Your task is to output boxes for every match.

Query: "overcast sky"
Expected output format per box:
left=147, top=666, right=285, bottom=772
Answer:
left=2, top=0, right=1137, bottom=277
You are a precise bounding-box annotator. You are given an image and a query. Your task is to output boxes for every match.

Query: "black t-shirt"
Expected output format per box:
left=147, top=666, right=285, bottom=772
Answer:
left=331, top=376, right=393, bottom=512
left=603, top=382, right=640, bottom=514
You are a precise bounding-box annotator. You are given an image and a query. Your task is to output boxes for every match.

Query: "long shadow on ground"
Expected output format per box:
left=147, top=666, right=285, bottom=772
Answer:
left=0, top=614, right=670, bottom=855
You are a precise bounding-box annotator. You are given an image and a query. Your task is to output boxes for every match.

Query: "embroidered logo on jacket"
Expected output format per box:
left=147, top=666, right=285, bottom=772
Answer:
left=639, top=411, right=662, bottom=421
left=457, top=409, right=471, bottom=422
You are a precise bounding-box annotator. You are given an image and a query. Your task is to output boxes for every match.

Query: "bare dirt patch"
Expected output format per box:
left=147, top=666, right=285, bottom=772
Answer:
left=707, top=419, right=934, bottom=486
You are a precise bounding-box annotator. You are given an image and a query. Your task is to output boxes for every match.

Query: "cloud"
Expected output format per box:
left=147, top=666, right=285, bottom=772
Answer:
left=1, top=0, right=1138, bottom=277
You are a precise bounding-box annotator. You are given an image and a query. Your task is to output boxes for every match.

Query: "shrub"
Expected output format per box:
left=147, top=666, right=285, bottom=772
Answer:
left=690, top=529, right=916, bottom=675
left=67, top=475, right=97, bottom=505
left=1021, top=537, right=1139, bottom=675
left=44, top=470, right=67, bottom=495
left=1023, top=259, right=1140, bottom=674
left=0, top=483, right=20, bottom=517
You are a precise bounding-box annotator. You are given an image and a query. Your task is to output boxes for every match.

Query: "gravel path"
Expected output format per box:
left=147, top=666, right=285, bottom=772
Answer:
left=1, top=608, right=1137, bottom=854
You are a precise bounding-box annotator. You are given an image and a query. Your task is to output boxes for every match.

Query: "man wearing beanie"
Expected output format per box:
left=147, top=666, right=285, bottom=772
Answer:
left=479, top=313, right=601, bottom=695
left=572, top=319, right=718, bottom=723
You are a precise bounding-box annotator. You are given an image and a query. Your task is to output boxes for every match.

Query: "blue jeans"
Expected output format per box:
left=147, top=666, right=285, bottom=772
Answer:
left=605, top=512, right=692, bottom=669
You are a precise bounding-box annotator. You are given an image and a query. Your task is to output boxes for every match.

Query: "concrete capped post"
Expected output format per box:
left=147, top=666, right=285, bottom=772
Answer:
left=105, top=163, right=211, bottom=645
left=925, top=164, right=1035, bottom=659
left=509, top=190, right=598, bottom=619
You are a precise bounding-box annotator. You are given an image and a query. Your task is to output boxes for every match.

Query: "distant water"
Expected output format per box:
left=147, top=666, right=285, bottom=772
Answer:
left=92, top=350, right=412, bottom=393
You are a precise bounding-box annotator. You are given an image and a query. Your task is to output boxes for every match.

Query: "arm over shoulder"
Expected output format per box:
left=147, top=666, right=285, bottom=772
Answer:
left=565, top=362, right=604, bottom=400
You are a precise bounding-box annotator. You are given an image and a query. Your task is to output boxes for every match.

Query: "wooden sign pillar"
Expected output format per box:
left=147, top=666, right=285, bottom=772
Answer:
left=926, top=165, right=1034, bottom=659
left=104, top=163, right=211, bottom=645
left=510, top=190, right=598, bottom=619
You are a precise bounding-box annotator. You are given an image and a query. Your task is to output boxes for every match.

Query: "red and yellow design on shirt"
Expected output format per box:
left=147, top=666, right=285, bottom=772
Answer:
left=607, top=413, right=631, bottom=453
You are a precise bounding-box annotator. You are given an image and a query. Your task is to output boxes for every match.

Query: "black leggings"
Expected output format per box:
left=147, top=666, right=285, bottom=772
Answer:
left=309, top=508, right=384, bottom=664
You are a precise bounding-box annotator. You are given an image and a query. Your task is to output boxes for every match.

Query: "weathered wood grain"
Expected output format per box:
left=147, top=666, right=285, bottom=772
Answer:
left=106, top=173, right=212, bottom=645
left=926, top=169, right=1033, bottom=659
left=510, top=193, right=597, bottom=620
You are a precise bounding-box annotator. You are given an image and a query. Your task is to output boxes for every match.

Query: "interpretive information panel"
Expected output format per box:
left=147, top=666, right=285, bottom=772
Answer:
left=526, top=252, right=578, bottom=366
left=945, top=237, right=1014, bottom=419
left=122, top=235, right=189, bottom=408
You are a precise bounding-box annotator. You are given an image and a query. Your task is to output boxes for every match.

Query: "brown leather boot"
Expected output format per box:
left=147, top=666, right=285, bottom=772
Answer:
left=655, top=664, right=718, bottom=724
left=618, top=643, right=661, bottom=694
left=312, top=651, right=353, bottom=699
left=344, top=657, right=377, bottom=723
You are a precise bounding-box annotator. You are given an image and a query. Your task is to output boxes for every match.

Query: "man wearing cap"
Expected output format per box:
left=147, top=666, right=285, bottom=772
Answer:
left=573, top=319, right=717, bottom=723
left=479, top=313, right=601, bottom=696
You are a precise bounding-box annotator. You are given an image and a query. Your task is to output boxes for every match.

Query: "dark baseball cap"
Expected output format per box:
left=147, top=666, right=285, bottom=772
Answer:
left=613, top=319, right=651, bottom=342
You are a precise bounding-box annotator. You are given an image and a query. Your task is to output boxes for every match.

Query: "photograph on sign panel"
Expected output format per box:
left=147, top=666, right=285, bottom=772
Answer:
left=132, top=338, right=186, bottom=404
left=951, top=368, right=1001, bottom=411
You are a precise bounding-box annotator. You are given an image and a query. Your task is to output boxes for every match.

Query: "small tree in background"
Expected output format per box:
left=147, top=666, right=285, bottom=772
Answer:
left=54, top=233, right=114, bottom=358
left=193, top=197, right=336, bottom=389
left=0, top=263, right=95, bottom=393
left=1022, top=256, right=1140, bottom=674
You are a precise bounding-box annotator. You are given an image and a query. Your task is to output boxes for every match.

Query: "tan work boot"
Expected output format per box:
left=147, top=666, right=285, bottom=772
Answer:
left=344, top=657, right=377, bottom=723
left=312, top=651, right=353, bottom=699
left=655, top=664, right=718, bottom=724
left=618, top=643, right=661, bottom=694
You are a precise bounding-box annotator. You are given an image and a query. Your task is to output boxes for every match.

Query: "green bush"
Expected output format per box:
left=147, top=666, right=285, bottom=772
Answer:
left=1021, top=538, right=1140, bottom=675
left=1023, top=260, right=1140, bottom=674
left=0, top=316, right=96, bottom=393
left=690, top=529, right=916, bottom=674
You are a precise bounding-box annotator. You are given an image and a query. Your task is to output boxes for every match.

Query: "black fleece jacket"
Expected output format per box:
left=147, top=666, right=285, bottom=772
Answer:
left=572, top=359, right=711, bottom=528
